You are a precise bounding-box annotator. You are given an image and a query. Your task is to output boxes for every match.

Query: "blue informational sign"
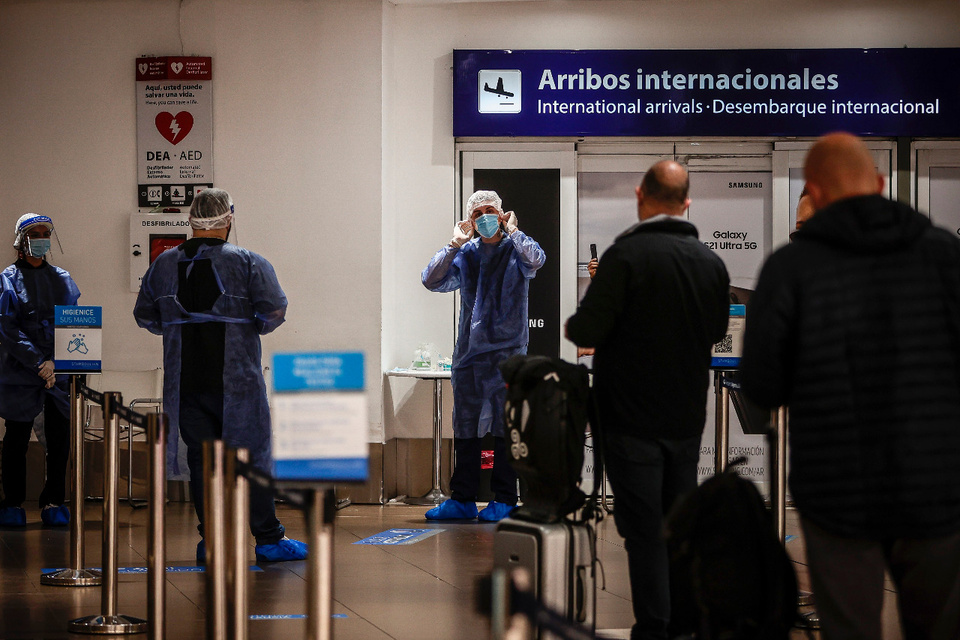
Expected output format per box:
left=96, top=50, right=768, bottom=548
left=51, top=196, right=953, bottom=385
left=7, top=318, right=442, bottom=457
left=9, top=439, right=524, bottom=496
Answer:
left=711, top=304, right=746, bottom=369
left=454, top=48, right=960, bottom=137
left=273, top=352, right=364, bottom=392
left=271, top=351, right=369, bottom=483
left=54, top=305, right=102, bottom=373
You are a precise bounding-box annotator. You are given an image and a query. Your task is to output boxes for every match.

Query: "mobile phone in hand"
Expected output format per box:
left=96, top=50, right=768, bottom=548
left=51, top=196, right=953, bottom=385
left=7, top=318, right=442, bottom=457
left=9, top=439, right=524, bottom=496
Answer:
left=590, top=243, right=597, bottom=260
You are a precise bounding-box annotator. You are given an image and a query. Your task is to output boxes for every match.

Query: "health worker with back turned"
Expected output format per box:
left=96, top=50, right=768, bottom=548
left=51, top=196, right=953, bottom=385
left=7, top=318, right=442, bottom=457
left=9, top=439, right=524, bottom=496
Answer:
left=421, top=190, right=545, bottom=522
left=133, top=188, right=306, bottom=563
left=566, top=161, right=730, bottom=640
left=0, top=214, right=80, bottom=528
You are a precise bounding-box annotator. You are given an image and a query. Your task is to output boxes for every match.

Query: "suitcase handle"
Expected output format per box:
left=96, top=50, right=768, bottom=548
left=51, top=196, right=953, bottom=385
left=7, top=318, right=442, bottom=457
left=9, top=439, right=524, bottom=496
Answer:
left=575, top=567, right=586, bottom=622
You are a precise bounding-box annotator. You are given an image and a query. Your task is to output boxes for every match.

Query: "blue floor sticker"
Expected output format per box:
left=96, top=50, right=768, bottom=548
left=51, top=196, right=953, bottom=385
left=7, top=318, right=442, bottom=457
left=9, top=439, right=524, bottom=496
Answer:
left=250, top=614, right=347, bottom=620
left=354, top=528, right=443, bottom=545
left=43, top=566, right=263, bottom=574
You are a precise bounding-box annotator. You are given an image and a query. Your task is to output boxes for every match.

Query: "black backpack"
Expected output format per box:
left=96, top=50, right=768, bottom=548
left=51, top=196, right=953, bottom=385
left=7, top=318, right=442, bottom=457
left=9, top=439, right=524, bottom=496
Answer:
left=664, top=458, right=798, bottom=640
left=498, top=355, right=593, bottom=523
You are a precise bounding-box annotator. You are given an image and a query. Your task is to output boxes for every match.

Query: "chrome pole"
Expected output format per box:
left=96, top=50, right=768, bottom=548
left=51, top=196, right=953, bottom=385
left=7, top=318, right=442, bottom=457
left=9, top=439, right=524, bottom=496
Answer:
left=227, top=448, right=249, bottom=640
left=307, top=488, right=333, bottom=640
left=147, top=413, right=167, bottom=640
left=69, top=391, right=147, bottom=634
left=774, top=407, right=788, bottom=544
left=714, top=371, right=730, bottom=473
left=42, top=375, right=101, bottom=587
left=204, top=440, right=227, bottom=640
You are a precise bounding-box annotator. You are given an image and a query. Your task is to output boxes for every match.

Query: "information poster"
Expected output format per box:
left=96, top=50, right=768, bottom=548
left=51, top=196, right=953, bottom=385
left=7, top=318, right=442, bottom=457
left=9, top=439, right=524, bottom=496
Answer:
left=136, top=57, right=213, bottom=208
left=271, top=352, right=369, bottom=482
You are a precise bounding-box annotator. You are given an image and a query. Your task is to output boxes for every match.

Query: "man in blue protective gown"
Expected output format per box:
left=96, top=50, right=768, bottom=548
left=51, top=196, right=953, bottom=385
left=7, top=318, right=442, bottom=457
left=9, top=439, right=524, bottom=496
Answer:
left=421, top=190, right=546, bottom=522
left=0, top=214, right=80, bottom=528
left=133, top=188, right=306, bottom=563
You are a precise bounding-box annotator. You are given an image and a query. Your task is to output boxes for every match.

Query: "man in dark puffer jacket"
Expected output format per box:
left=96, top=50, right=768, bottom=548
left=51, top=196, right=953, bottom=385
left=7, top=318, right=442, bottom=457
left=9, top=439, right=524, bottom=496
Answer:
left=742, top=132, right=960, bottom=640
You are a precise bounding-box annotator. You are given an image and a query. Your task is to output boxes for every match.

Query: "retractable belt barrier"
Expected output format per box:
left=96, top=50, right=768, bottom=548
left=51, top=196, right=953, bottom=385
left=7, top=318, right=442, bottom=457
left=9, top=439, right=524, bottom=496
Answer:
left=712, top=371, right=788, bottom=540
left=38, top=374, right=336, bottom=639
left=204, top=443, right=337, bottom=640
left=41, top=376, right=168, bottom=637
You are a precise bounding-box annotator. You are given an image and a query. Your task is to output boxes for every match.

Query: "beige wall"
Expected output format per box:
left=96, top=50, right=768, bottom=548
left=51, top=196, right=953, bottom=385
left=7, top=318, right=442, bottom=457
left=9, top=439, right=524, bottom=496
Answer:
left=0, top=0, right=385, bottom=438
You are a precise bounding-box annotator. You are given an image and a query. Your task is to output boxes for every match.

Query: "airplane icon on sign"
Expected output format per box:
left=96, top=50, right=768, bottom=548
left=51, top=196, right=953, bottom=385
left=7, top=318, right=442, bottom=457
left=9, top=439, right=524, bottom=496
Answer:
left=483, top=77, right=515, bottom=99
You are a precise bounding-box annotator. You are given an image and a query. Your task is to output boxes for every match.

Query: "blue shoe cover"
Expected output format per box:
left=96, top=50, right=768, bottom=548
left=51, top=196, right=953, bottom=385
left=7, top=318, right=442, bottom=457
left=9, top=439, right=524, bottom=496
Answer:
left=196, top=539, right=206, bottom=564
left=41, top=504, right=70, bottom=526
left=255, top=537, right=308, bottom=562
left=0, top=506, right=26, bottom=527
left=425, top=499, right=478, bottom=521
left=478, top=501, right=516, bottom=522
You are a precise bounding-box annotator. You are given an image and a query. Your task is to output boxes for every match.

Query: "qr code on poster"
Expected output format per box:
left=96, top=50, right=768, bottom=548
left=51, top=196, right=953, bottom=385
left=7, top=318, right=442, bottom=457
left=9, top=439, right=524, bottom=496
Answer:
left=715, top=334, right=733, bottom=353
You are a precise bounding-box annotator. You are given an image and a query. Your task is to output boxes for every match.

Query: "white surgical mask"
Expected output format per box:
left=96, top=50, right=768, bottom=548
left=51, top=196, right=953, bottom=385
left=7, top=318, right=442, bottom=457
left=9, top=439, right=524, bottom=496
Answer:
left=475, top=213, right=501, bottom=239
left=26, top=238, right=51, bottom=257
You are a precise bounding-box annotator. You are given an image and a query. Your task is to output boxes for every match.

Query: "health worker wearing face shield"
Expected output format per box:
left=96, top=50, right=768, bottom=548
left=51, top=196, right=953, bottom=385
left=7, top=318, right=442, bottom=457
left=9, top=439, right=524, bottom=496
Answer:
left=133, top=188, right=306, bottom=563
left=421, top=190, right=546, bottom=522
left=0, top=214, right=80, bottom=528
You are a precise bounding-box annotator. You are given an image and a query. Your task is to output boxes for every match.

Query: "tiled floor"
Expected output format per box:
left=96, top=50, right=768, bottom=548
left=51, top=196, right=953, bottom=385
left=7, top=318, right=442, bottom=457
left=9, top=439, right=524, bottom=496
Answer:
left=0, top=500, right=903, bottom=639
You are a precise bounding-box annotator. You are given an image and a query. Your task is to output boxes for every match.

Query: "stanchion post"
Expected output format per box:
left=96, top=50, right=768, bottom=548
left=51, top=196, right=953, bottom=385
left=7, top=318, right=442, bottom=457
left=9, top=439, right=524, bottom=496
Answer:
left=68, top=391, right=147, bottom=634
left=774, top=407, right=788, bottom=545
left=714, top=371, right=730, bottom=474
left=306, top=488, right=334, bottom=640
left=147, top=412, right=167, bottom=640
left=226, top=448, right=249, bottom=640
left=42, top=375, right=102, bottom=587
left=204, top=440, right=227, bottom=640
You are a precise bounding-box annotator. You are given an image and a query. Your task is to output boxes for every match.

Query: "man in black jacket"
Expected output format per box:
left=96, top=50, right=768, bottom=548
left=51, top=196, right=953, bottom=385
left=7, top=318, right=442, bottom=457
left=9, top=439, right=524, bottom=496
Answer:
left=742, top=133, right=960, bottom=640
left=566, top=160, right=730, bottom=640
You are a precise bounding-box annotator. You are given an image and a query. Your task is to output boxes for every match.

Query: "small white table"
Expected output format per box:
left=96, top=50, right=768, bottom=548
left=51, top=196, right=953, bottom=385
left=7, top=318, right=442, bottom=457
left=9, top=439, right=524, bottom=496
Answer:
left=385, top=368, right=452, bottom=505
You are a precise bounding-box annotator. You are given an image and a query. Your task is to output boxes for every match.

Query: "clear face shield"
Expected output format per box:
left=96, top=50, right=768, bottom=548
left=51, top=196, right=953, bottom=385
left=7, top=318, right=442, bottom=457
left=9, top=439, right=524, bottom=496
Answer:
left=16, top=219, right=63, bottom=259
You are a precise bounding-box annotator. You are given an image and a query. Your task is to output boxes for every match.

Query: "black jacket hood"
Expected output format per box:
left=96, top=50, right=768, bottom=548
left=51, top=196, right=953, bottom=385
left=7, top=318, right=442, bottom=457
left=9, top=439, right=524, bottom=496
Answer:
left=793, top=194, right=931, bottom=255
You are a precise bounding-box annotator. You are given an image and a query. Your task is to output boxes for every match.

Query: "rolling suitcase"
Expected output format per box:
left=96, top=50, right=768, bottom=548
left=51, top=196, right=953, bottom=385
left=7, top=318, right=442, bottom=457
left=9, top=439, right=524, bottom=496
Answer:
left=493, top=517, right=596, bottom=639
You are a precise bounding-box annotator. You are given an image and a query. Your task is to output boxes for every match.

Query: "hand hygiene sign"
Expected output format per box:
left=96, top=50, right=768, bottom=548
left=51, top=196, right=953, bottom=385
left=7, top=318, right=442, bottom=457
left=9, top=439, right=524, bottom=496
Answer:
left=271, top=352, right=368, bottom=483
left=54, top=306, right=102, bottom=373
left=454, top=48, right=960, bottom=137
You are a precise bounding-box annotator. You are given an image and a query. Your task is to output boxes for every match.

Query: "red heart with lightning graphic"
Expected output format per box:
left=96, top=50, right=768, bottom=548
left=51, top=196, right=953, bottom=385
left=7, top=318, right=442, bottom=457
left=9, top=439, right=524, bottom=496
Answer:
left=155, top=111, right=194, bottom=145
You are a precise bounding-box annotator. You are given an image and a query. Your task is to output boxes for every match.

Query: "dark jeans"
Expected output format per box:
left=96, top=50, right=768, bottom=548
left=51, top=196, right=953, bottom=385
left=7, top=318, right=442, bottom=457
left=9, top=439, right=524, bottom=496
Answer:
left=602, top=430, right=701, bottom=640
left=179, top=392, right=284, bottom=545
left=1, top=395, right=70, bottom=509
left=450, top=436, right=518, bottom=505
left=802, top=517, right=960, bottom=640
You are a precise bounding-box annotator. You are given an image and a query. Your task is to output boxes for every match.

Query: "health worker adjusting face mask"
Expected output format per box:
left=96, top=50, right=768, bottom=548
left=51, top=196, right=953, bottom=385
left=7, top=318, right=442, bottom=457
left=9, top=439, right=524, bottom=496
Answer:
left=474, top=213, right=501, bottom=239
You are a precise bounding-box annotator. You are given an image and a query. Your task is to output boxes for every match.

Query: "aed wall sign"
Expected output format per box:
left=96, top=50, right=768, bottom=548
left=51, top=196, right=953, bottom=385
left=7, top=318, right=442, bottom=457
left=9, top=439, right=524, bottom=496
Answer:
left=453, top=48, right=960, bottom=137
left=136, top=57, right=214, bottom=208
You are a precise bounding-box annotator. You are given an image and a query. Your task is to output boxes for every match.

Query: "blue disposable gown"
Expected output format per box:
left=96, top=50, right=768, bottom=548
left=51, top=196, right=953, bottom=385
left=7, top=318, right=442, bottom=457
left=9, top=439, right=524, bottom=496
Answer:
left=0, top=260, right=81, bottom=422
left=133, top=241, right=287, bottom=477
left=422, top=231, right=545, bottom=438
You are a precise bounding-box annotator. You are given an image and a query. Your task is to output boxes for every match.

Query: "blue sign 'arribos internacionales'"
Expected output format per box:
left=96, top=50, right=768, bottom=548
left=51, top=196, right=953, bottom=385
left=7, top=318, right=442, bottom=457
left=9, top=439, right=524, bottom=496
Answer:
left=454, top=48, right=960, bottom=137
